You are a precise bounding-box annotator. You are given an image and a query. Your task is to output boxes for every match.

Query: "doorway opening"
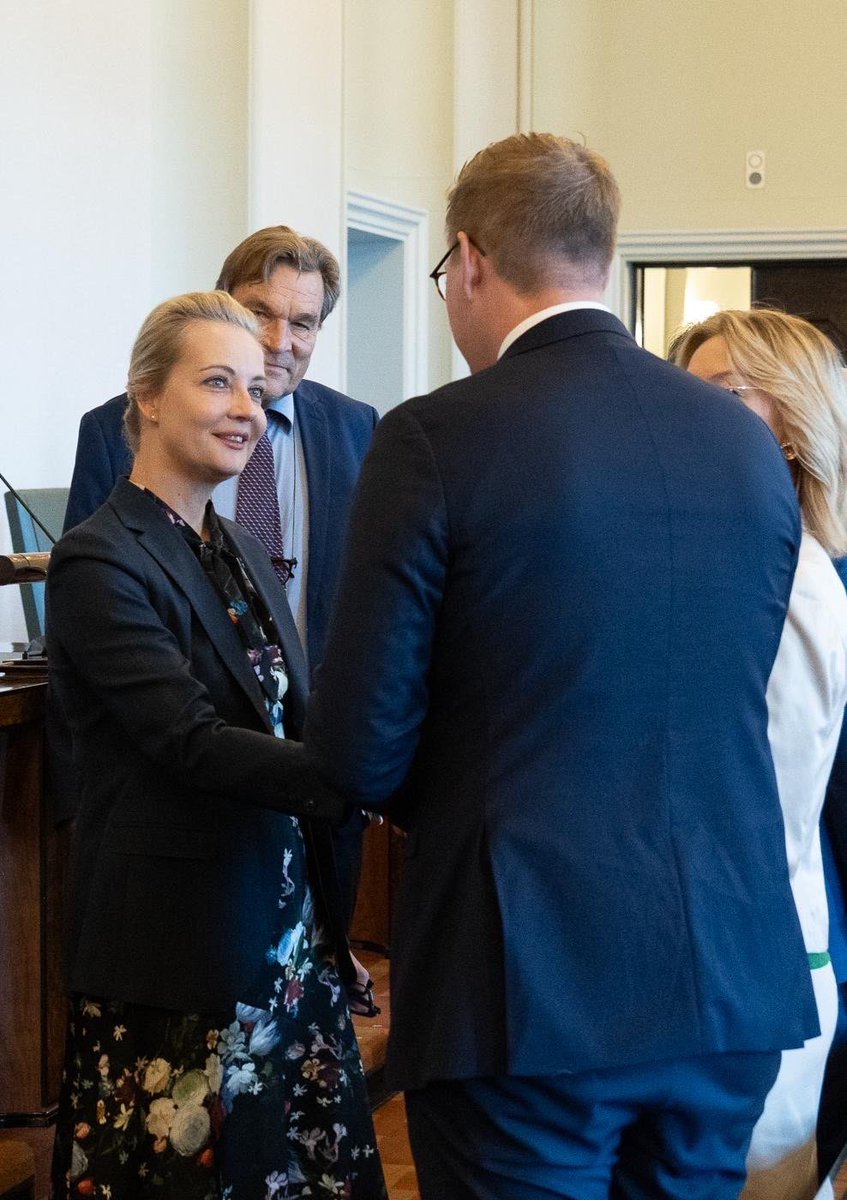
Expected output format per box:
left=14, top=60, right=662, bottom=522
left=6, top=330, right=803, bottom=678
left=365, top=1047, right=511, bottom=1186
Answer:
left=634, top=260, right=847, bottom=360
left=346, top=229, right=405, bottom=415
left=610, top=229, right=847, bottom=362
left=345, top=192, right=429, bottom=416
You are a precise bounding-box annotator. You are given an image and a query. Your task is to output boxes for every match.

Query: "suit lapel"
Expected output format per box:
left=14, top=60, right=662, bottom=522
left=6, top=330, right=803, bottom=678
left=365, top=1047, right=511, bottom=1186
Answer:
left=294, top=387, right=331, bottom=637
left=109, top=479, right=272, bottom=731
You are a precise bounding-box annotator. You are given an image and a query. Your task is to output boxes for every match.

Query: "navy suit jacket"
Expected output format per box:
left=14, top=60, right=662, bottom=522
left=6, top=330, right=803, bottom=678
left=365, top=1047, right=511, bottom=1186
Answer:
left=63, top=379, right=378, bottom=670
left=48, top=478, right=348, bottom=1011
left=307, top=309, right=818, bottom=1092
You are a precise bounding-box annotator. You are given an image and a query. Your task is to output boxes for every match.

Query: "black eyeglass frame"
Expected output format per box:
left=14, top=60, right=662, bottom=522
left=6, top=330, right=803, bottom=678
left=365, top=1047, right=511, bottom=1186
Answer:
left=429, top=236, right=486, bottom=300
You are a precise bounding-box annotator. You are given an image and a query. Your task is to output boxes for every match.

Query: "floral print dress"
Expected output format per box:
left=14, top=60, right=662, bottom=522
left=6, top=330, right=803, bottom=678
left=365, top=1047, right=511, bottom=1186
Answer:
left=52, top=501, right=386, bottom=1200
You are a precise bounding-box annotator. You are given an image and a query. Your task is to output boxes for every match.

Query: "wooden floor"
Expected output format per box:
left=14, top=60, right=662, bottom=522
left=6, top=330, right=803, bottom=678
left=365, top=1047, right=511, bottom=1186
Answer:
left=353, top=950, right=421, bottom=1200
left=373, top=1093, right=420, bottom=1200
left=351, top=950, right=391, bottom=1075
left=0, top=1107, right=423, bottom=1200
left=373, top=1104, right=847, bottom=1200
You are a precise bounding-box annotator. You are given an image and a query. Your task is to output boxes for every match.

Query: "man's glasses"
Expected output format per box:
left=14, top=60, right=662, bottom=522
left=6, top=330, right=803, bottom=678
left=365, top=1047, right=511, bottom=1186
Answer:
left=429, top=237, right=486, bottom=300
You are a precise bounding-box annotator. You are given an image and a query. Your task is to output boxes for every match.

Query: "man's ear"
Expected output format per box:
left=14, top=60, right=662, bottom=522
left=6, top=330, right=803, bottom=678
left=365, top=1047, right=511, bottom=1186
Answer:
left=456, top=231, right=485, bottom=299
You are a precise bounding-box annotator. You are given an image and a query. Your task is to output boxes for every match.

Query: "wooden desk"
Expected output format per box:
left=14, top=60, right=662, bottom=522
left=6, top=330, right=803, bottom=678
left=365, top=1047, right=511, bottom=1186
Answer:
left=0, top=675, right=67, bottom=1198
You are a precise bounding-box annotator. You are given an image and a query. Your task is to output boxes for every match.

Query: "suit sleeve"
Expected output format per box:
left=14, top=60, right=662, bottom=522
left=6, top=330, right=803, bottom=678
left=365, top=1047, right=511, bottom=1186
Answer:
left=63, top=409, right=123, bottom=532
left=47, top=542, right=346, bottom=822
left=305, top=404, right=448, bottom=803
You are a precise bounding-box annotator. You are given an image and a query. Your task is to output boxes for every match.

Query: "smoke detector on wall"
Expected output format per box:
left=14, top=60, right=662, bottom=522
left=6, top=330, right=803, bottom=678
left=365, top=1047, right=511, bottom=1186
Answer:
left=746, top=150, right=766, bottom=189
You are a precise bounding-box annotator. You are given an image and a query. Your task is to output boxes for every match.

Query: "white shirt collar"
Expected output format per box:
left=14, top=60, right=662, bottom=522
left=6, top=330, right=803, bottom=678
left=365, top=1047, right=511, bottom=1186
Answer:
left=498, top=301, right=613, bottom=360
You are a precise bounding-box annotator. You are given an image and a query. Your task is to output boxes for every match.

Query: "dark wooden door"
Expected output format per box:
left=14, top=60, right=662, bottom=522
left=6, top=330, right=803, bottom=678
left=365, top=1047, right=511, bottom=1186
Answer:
left=751, top=260, right=847, bottom=358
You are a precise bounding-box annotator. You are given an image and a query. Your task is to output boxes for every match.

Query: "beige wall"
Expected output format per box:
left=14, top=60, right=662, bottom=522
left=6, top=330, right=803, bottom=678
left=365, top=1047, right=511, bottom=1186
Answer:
left=344, top=0, right=456, bottom=390
left=531, top=0, right=847, bottom=231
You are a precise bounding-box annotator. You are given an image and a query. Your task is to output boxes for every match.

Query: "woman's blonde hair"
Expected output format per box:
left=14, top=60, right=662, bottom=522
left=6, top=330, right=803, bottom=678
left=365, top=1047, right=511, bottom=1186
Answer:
left=124, top=291, right=260, bottom=454
left=674, top=308, right=847, bottom=556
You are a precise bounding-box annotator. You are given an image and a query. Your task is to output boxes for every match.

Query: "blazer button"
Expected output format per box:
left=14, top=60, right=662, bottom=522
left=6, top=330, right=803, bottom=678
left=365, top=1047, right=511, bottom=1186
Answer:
left=305, top=798, right=316, bottom=812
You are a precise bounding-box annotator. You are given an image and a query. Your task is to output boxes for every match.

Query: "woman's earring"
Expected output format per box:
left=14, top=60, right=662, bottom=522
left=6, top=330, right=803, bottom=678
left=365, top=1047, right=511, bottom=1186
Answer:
left=780, top=442, right=797, bottom=461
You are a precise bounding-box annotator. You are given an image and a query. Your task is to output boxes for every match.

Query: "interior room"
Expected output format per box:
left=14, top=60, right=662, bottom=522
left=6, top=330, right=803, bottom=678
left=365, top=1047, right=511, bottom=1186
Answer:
left=3, top=3, right=847, bottom=1198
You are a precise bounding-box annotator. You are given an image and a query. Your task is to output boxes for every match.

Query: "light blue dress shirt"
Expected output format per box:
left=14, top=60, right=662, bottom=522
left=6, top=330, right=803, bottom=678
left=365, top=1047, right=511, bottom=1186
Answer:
left=213, top=392, right=310, bottom=669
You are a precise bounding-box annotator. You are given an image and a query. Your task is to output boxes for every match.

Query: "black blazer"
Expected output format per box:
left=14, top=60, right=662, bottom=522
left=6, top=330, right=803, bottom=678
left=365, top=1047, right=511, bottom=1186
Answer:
left=307, top=309, right=819, bottom=1091
left=48, top=478, right=347, bottom=1012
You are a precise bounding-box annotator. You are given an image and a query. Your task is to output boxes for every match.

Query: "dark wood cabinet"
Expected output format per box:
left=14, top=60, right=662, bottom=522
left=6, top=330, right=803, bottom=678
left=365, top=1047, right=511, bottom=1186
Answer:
left=0, top=676, right=66, bottom=1199
left=350, top=819, right=406, bottom=953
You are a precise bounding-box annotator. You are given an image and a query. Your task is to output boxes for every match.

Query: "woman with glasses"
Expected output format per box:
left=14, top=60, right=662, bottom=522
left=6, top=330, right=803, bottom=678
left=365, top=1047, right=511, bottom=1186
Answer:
left=675, top=307, right=847, bottom=1200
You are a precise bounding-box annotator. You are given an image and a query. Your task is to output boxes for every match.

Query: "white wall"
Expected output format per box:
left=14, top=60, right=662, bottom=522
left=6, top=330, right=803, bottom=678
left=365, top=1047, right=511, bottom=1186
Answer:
left=0, top=0, right=249, bottom=641
left=0, top=3, right=152, bottom=484
left=344, top=0, right=456, bottom=395
left=0, top=2, right=153, bottom=640
left=344, top=0, right=530, bottom=395
left=453, top=0, right=523, bottom=167
left=248, top=0, right=345, bottom=390
left=151, top=0, right=249, bottom=299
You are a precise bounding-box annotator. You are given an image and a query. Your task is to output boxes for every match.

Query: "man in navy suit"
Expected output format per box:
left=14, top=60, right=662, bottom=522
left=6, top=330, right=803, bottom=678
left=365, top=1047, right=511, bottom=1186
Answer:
left=306, top=134, right=818, bottom=1198
left=63, top=226, right=377, bottom=925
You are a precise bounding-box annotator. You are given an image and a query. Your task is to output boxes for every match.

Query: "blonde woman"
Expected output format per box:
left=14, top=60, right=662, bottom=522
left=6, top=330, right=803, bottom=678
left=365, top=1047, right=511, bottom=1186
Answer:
left=48, top=292, right=385, bottom=1200
left=677, top=308, right=847, bottom=1200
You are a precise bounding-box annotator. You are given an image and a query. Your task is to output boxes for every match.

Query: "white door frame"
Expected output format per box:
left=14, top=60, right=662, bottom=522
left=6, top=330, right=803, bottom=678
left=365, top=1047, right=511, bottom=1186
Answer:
left=607, top=228, right=847, bottom=330
left=344, top=190, right=429, bottom=398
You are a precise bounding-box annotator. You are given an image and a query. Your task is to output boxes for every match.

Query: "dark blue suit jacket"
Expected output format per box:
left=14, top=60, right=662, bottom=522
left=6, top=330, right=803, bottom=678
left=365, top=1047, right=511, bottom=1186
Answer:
left=63, top=380, right=378, bottom=671
left=307, top=309, right=818, bottom=1092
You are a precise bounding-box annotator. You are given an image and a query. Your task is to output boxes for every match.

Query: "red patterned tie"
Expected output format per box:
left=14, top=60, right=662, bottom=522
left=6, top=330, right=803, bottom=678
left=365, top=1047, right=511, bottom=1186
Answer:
left=235, top=431, right=295, bottom=585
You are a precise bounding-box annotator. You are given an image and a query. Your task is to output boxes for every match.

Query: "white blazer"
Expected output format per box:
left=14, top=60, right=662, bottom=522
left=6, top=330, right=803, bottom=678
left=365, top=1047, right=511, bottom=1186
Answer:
left=766, top=531, right=847, bottom=954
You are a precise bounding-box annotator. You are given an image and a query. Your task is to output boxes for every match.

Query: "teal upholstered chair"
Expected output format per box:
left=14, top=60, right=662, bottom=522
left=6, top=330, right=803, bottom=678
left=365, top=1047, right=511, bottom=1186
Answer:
left=4, top=488, right=69, bottom=640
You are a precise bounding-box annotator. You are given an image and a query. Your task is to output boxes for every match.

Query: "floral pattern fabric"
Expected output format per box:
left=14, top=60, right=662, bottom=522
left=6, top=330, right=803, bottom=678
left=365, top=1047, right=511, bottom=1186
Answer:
left=217, top=816, right=385, bottom=1199
left=52, top=833, right=385, bottom=1200
left=52, top=1000, right=227, bottom=1200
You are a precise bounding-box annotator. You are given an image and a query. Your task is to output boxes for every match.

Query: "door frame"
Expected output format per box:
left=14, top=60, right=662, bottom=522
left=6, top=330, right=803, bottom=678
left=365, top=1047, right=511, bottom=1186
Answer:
left=344, top=190, right=429, bottom=399
left=607, top=228, right=847, bottom=332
